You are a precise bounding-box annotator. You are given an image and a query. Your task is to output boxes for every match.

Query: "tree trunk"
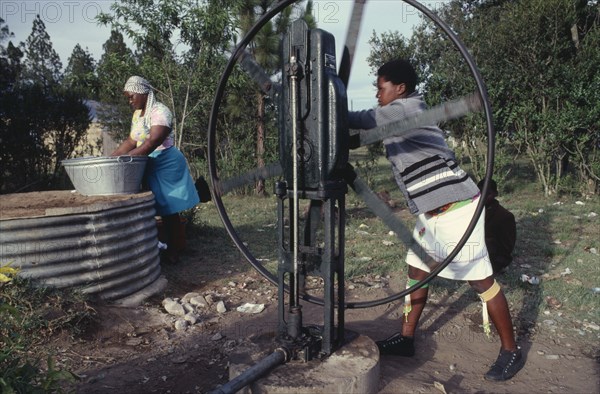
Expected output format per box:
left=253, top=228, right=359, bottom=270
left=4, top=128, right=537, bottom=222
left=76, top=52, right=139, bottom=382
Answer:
left=255, top=91, right=266, bottom=196
left=527, top=144, right=551, bottom=197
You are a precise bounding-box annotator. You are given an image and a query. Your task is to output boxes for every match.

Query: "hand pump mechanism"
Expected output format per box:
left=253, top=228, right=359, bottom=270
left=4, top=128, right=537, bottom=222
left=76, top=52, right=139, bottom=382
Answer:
left=207, top=1, right=496, bottom=391
left=276, top=19, right=350, bottom=358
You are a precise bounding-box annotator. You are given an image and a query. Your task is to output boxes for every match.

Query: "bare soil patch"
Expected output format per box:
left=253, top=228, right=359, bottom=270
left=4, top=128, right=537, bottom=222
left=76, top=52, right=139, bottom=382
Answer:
left=52, top=262, right=597, bottom=394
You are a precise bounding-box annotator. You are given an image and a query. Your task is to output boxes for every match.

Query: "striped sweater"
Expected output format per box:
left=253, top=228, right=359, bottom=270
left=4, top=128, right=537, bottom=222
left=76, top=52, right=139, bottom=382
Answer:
left=348, top=92, right=479, bottom=215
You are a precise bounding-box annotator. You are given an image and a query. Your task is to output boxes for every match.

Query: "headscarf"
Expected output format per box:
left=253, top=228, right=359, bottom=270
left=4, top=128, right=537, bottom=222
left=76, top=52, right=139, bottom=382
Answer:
left=124, top=76, right=156, bottom=125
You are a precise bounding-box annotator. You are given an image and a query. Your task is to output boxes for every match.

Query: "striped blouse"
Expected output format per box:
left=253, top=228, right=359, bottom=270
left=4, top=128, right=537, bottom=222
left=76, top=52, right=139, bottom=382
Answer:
left=348, top=92, right=479, bottom=215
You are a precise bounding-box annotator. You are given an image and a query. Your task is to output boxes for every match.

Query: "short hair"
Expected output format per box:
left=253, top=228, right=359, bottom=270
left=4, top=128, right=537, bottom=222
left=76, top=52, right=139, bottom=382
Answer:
left=377, top=59, right=418, bottom=94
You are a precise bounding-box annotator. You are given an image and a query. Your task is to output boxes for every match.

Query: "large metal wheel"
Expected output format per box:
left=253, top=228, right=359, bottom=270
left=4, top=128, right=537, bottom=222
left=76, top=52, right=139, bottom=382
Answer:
left=207, top=0, right=495, bottom=309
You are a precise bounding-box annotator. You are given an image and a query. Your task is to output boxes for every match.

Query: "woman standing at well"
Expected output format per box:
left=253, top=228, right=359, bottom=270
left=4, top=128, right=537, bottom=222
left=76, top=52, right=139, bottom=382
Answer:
left=112, top=76, right=199, bottom=264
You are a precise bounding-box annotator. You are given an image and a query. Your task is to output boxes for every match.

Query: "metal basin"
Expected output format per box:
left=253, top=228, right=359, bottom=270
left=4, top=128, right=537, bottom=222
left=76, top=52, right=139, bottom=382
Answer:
left=62, top=156, right=148, bottom=196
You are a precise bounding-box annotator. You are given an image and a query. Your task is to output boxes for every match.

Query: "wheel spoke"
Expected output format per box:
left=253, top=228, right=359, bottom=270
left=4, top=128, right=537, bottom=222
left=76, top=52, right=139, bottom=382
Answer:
left=344, top=166, right=438, bottom=271
left=338, top=0, right=368, bottom=87
left=351, top=93, right=482, bottom=148
left=218, top=162, right=283, bottom=195
left=238, top=49, right=281, bottom=98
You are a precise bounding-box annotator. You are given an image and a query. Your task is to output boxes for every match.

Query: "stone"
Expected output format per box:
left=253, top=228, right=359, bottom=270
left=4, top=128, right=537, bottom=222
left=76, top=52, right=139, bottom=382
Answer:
left=190, top=296, right=208, bottom=307
left=161, top=297, right=174, bottom=307
left=164, top=299, right=186, bottom=316
left=174, top=319, right=188, bottom=331
left=236, top=303, right=265, bottom=314
left=184, top=313, right=199, bottom=325
left=182, top=292, right=201, bottom=303
left=216, top=300, right=227, bottom=313
left=125, top=337, right=143, bottom=346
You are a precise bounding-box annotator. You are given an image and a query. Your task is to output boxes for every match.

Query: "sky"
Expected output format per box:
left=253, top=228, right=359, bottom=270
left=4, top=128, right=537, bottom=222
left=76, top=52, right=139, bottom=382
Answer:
left=1, top=0, right=448, bottom=109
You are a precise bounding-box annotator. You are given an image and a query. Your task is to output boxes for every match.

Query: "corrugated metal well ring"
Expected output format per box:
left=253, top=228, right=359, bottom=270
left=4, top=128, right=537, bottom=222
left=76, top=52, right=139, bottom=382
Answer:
left=0, top=191, right=166, bottom=303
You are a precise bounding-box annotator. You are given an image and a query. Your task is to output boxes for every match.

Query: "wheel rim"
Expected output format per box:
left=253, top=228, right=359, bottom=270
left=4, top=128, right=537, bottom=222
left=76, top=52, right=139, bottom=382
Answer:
left=207, top=0, right=495, bottom=309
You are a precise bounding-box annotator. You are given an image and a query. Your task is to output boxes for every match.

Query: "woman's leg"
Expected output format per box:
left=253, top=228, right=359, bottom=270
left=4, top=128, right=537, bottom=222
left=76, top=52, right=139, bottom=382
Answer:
left=468, top=276, right=516, bottom=351
left=402, top=265, right=430, bottom=337
left=470, top=276, right=525, bottom=381
left=162, top=213, right=183, bottom=262
left=376, top=265, right=430, bottom=356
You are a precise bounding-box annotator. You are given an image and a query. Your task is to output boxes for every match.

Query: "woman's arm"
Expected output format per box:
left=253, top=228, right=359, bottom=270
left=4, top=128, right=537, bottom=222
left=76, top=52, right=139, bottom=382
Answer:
left=348, top=109, right=377, bottom=149
left=348, top=109, right=377, bottom=129
left=127, top=125, right=171, bottom=156
left=111, top=137, right=137, bottom=156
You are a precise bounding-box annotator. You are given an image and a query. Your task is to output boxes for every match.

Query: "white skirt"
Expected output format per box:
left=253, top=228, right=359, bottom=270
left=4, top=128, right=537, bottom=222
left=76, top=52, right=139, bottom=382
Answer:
left=405, top=197, right=493, bottom=281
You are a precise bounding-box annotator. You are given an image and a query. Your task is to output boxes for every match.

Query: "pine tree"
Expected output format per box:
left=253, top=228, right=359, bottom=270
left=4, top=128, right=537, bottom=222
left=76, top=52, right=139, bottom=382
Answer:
left=23, top=15, right=62, bottom=90
left=0, top=18, right=24, bottom=93
left=97, top=30, right=136, bottom=103
left=1, top=17, right=91, bottom=193
left=95, top=30, right=137, bottom=141
left=229, top=0, right=315, bottom=195
left=64, top=44, right=99, bottom=99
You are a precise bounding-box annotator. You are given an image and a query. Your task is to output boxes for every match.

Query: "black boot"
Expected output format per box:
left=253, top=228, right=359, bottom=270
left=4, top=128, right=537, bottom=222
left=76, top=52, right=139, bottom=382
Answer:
left=375, top=333, right=415, bottom=356
left=484, top=346, right=525, bottom=381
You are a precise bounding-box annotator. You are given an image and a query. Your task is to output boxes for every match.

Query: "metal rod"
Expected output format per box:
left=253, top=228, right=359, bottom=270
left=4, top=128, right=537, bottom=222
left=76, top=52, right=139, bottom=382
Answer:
left=219, top=162, right=283, bottom=195
left=238, top=49, right=281, bottom=97
left=207, top=348, right=289, bottom=394
left=290, top=55, right=300, bottom=309
left=355, top=93, right=482, bottom=147
left=338, top=0, right=367, bottom=86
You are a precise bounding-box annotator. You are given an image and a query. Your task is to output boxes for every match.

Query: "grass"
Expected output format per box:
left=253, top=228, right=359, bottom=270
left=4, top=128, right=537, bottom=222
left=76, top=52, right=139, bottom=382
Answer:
left=0, top=277, right=95, bottom=392
left=195, top=152, right=600, bottom=345
left=506, top=196, right=600, bottom=340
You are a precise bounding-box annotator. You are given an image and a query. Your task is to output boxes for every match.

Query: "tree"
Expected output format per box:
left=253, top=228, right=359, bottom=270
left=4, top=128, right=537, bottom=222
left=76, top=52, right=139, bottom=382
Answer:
left=0, top=17, right=91, bottom=193
left=97, top=0, right=239, bottom=174
left=0, top=18, right=24, bottom=93
left=64, top=44, right=99, bottom=99
left=469, top=0, right=599, bottom=195
left=96, top=30, right=137, bottom=142
left=562, top=0, right=600, bottom=193
left=224, top=0, right=316, bottom=195
left=95, top=0, right=332, bottom=191
left=0, top=19, right=28, bottom=192
left=229, top=1, right=289, bottom=195
left=365, top=0, right=599, bottom=195
left=23, top=15, right=62, bottom=91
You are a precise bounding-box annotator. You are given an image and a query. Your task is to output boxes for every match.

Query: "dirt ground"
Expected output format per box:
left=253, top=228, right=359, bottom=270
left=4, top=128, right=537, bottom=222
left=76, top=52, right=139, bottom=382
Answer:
left=67, top=257, right=598, bottom=394
left=2, top=191, right=598, bottom=393
left=58, top=264, right=600, bottom=393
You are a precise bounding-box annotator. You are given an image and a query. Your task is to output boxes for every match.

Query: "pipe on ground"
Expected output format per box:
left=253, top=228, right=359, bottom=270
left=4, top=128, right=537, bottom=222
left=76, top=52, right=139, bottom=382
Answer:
left=208, top=347, right=290, bottom=394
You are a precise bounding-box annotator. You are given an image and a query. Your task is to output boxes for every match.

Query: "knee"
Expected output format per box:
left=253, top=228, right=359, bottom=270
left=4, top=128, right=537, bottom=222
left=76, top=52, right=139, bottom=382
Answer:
left=471, top=278, right=502, bottom=302
left=408, top=266, right=428, bottom=280
left=469, top=277, right=495, bottom=294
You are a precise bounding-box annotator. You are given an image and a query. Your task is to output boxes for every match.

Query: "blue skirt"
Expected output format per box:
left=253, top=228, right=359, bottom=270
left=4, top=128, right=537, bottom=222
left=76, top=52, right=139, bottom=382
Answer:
left=146, top=147, right=200, bottom=216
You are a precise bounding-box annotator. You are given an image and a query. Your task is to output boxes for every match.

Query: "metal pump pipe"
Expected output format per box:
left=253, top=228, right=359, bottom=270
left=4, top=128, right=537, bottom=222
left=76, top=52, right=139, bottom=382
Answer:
left=289, top=54, right=301, bottom=311
left=207, top=347, right=290, bottom=394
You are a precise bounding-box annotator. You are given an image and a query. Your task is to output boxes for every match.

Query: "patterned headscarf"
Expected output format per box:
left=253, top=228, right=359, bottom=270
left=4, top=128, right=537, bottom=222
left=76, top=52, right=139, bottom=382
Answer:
left=124, top=76, right=155, bottom=124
